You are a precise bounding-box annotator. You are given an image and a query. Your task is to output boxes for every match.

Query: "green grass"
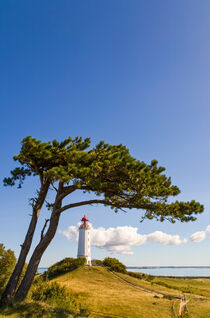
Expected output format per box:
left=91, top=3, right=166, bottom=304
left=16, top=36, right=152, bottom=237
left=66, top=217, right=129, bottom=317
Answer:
left=53, top=266, right=210, bottom=318
left=0, top=301, right=77, bottom=318
left=173, top=296, right=210, bottom=318
left=53, top=266, right=177, bottom=318
left=150, top=276, right=210, bottom=298
left=1, top=267, right=210, bottom=317
left=116, top=272, right=181, bottom=297
left=188, top=298, right=210, bottom=317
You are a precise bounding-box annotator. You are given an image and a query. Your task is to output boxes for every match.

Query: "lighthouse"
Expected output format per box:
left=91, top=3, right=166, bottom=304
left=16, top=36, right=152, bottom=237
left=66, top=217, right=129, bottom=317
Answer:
left=77, top=215, right=91, bottom=265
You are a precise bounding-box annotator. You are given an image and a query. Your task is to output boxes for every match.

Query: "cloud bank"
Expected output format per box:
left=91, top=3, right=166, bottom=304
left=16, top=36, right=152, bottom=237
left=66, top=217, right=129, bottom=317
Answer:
left=190, top=225, right=210, bottom=243
left=60, top=224, right=187, bottom=255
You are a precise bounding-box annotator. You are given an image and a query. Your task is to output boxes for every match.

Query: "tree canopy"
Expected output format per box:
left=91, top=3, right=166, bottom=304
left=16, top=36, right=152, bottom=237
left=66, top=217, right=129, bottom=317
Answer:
left=5, top=136, right=203, bottom=223
left=1, top=135, right=204, bottom=303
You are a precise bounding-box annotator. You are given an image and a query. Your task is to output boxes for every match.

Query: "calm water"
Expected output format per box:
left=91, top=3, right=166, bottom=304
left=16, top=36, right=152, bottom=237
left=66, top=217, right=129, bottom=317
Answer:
left=38, top=266, right=210, bottom=277
left=127, top=267, right=210, bottom=277
left=37, top=267, right=48, bottom=274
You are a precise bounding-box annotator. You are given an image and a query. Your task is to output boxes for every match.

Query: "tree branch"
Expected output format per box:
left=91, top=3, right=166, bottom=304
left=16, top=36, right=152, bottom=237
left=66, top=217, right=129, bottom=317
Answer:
left=63, top=184, right=94, bottom=193
left=58, top=185, right=77, bottom=200
left=58, top=199, right=114, bottom=213
left=57, top=198, right=151, bottom=215
left=63, top=185, right=77, bottom=192
left=51, top=183, right=58, bottom=192
left=80, top=185, right=93, bottom=191
left=33, top=162, right=44, bottom=185
left=40, top=219, right=50, bottom=240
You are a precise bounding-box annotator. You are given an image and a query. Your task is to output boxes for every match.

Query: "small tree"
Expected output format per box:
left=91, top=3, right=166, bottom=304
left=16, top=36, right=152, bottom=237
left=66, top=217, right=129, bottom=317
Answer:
left=1, top=136, right=203, bottom=303
left=0, top=244, right=16, bottom=295
left=103, top=257, right=127, bottom=273
left=44, top=257, right=86, bottom=280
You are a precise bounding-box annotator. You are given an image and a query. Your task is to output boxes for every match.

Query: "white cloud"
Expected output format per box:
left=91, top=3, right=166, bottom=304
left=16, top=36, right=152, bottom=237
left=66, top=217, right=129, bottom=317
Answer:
left=190, top=231, right=206, bottom=243
left=206, top=225, right=210, bottom=233
left=60, top=225, right=187, bottom=255
left=146, top=231, right=187, bottom=245
left=190, top=224, right=210, bottom=243
left=61, top=225, right=79, bottom=240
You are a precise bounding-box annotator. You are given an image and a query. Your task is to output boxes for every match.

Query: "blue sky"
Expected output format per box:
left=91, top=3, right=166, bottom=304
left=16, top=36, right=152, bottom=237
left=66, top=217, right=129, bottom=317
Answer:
left=0, top=0, right=210, bottom=267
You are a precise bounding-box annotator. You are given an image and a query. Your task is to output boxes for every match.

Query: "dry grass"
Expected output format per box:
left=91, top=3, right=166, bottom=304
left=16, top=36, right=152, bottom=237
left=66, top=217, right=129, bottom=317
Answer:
left=188, top=298, right=210, bottom=317
left=54, top=266, right=174, bottom=318
left=151, top=276, right=210, bottom=298
left=116, top=272, right=181, bottom=297
left=54, top=266, right=210, bottom=318
left=1, top=267, right=210, bottom=317
left=0, top=300, right=77, bottom=318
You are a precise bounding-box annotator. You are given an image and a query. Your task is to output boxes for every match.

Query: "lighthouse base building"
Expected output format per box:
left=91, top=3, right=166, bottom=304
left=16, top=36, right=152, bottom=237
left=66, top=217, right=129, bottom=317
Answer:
left=77, top=215, right=91, bottom=266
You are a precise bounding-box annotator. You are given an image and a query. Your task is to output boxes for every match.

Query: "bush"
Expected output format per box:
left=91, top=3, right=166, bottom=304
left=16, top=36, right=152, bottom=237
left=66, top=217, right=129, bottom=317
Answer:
left=128, top=271, right=148, bottom=280
left=31, top=281, right=82, bottom=314
left=31, top=281, right=66, bottom=302
left=91, top=259, right=103, bottom=266
left=145, top=275, right=154, bottom=281
left=0, top=301, right=58, bottom=318
left=43, top=257, right=86, bottom=280
left=103, top=257, right=127, bottom=274
left=0, top=243, right=16, bottom=294
left=163, top=294, right=175, bottom=300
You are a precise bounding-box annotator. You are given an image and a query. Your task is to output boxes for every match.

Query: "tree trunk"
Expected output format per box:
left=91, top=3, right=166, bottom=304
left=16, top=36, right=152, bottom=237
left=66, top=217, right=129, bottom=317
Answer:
left=14, top=199, right=62, bottom=302
left=0, top=182, right=49, bottom=305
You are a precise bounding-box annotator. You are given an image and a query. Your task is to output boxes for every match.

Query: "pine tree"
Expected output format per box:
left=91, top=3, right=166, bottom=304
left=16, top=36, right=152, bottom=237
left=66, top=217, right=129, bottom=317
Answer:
left=1, top=136, right=204, bottom=303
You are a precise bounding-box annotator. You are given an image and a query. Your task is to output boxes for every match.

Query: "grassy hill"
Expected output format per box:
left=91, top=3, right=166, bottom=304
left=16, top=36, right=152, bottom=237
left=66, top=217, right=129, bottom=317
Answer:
left=1, top=266, right=210, bottom=317
left=53, top=266, right=210, bottom=318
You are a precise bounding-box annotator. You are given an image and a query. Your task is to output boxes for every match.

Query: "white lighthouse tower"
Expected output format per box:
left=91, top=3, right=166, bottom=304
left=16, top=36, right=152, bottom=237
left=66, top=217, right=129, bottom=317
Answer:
left=77, top=215, right=91, bottom=265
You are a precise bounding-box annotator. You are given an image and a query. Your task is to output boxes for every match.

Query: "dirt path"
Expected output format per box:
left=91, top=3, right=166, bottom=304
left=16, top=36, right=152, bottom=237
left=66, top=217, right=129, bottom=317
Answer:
left=109, top=271, right=170, bottom=298
left=110, top=271, right=210, bottom=301
left=109, top=271, right=210, bottom=318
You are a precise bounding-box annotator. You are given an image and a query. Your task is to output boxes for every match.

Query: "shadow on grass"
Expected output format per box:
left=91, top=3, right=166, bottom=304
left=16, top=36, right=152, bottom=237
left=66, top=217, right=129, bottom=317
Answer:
left=0, top=301, right=89, bottom=318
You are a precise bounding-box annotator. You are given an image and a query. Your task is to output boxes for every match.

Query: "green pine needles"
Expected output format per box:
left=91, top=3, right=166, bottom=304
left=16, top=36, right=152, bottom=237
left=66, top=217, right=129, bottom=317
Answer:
left=1, top=135, right=204, bottom=303
left=4, top=135, right=203, bottom=223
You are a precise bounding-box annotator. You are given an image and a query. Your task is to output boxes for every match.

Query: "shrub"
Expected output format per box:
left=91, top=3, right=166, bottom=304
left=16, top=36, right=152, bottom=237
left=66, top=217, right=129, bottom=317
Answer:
left=0, top=301, right=55, bottom=318
left=145, top=275, right=155, bottom=282
left=163, top=294, right=175, bottom=300
left=128, top=271, right=149, bottom=280
left=31, top=281, right=78, bottom=312
left=43, top=257, right=86, bottom=280
left=0, top=243, right=16, bottom=294
left=91, top=259, right=103, bottom=266
left=103, top=257, right=127, bottom=274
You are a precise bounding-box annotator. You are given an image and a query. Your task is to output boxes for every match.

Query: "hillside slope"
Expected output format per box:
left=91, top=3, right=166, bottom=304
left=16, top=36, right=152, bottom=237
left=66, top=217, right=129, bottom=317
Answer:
left=1, top=266, right=210, bottom=317
left=53, top=266, right=210, bottom=318
left=54, top=266, right=172, bottom=318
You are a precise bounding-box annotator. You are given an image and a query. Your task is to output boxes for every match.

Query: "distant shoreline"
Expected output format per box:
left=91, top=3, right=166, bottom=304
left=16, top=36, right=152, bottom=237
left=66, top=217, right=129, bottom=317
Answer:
left=37, top=266, right=210, bottom=277
left=126, top=266, right=210, bottom=269
left=38, top=266, right=210, bottom=270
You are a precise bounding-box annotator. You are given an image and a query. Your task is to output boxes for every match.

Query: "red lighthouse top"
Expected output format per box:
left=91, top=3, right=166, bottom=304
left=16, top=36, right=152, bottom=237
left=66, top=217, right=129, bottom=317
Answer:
left=79, top=215, right=90, bottom=229
left=81, top=215, right=88, bottom=222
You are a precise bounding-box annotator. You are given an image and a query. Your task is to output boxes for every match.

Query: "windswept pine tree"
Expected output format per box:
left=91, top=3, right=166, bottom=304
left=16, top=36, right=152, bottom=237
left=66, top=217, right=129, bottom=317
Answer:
left=1, top=136, right=204, bottom=304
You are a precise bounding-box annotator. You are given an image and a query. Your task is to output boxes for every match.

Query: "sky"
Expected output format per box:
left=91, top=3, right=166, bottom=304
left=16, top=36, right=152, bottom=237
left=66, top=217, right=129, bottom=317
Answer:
left=0, top=0, right=210, bottom=267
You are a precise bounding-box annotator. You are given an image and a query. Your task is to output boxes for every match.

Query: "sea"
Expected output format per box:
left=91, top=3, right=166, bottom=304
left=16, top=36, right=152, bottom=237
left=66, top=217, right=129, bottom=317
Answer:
left=38, top=266, right=210, bottom=277
left=126, top=266, right=210, bottom=277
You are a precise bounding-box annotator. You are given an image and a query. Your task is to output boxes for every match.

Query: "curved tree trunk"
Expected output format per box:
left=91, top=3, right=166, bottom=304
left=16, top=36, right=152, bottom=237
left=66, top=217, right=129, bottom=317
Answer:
left=0, top=182, right=49, bottom=305
left=14, top=199, right=62, bottom=302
